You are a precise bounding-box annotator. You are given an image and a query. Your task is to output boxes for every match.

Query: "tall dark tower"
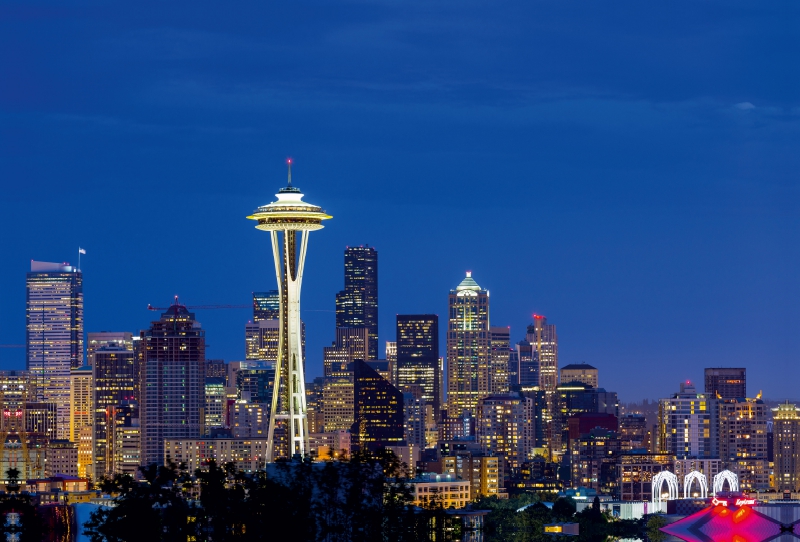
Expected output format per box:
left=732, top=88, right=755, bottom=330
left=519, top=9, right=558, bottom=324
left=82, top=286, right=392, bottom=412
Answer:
left=352, top=359, right=404, bottom=452
left=704, top=368, right=746, bottom=399
left=140, top=300, right=206, bottom=466
left=396, top=315, right=440, bottom=417
left=335, top=246, right=378, bottom=359
left=93, top=343, right=137, bottom=479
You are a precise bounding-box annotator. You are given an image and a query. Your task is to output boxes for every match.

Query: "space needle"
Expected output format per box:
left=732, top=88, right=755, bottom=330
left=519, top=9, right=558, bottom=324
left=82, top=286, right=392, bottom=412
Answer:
left=247, top=160, right=331, bottom=460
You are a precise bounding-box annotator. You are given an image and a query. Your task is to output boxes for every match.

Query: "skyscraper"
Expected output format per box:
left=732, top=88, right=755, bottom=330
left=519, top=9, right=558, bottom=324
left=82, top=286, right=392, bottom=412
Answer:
left=247, top=162, right=331, bottom=459
left=335, top=246, right=378, bottom=359
left=704, top=368, right=746, bottom=400
left=489, top=327, right=510, bottom=394
left=140, top=302, right=206, bottom=467
left=26, top=261, right=83, bottom=440
left=351, top=359, right=404, bottom=452
left=527, top=316, right=558, bottom=393
left=447, top=272, right=490, bottom=420
left=93, top=342, right=138, bottom=478
left=396, top=315, right=440, bottom=416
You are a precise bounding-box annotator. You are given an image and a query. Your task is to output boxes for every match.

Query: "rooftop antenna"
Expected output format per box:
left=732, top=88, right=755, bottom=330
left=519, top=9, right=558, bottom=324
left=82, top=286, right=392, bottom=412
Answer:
left=287, top=158, right=293, bottom=187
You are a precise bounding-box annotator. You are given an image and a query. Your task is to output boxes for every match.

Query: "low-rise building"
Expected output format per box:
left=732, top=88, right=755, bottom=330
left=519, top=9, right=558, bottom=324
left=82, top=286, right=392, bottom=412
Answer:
left=407, top=474, right=470, bottom=509
left=164, top=437, right=269, bottom=473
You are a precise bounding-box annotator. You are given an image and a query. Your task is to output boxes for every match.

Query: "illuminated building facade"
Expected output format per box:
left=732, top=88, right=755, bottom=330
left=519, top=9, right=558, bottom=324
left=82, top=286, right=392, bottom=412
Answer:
left=489, top=327, right=510, bottom=394
left=26, top=261, right=83, bottom=440
left=335, top=246, right=378, bottom=360
left=447, top=272, right=490, bottom=420
left=570, top=428, right=621, bottom=493
left=140, top=303, right=206, bottom=467
left=247, top=164, right=331, bottom=460
left=93, top=343, right=137, bottom=478
left=560, top=363, right=598, bottom=389
left=616, top=452, right=674, bottom=501
left=618, top=414, right=648, bottom=451
left=772, top=402, right=800, bottom=491
left=704, top=367, right=746, bottom=400
left=0, top=371, right=35, bottom=481
left=204, top=378, right=226, bottom=435
left=396, top=315, right=440, bottom=417
left=45, top=440, right=78, bottom=477
left=718, top=396, right=769, bottom=491
left=165, top=437, right=268, bottom=473
left=87, top=332, right=133, bottom=368
left=232, top=360, right=275, bottom=404
left=231, top=402, right=268, bottom=438
left=476, top=394, right=535, bottom=471
left=322, top=370, right=354, bottom=432
left=527, top=316, right=557, bottom=393
left=252, top=290, right=280, bottom=321
left=69, top=365, right=93, bottom=477
left=658, top=381, right=717, bottom=458
left=352, top=359, right=404, bottom=451
left=407, top=474, right=470, bottom=509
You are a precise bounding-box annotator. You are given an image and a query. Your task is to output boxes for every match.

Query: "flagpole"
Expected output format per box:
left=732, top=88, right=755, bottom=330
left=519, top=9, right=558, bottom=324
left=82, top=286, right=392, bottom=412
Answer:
left=78, top=247, right=81, bottom=271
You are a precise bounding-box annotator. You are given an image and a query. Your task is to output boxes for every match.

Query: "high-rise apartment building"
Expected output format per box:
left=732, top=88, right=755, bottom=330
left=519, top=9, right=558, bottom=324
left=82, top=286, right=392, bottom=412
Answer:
left=773, top=402, right=800, bottom=492
left=335, top=246, right=378, bottom=360
left=351, top=359, right=404, bottom=452
left=489, top=327, right=510, bottom=394
left=560, top=363, right=598, bottom=388
left=396, top=315, right=440, bottom=417
left=252, top=290, right=280, bottom=321
left=140, top=302, right=206, bottom=467
left=26, top=261, right=83, bottom=439
left=87, top=332, right=133, bottom=368
left=447, top=272, right=490, bottom=420
left=658, top=381, right=717, bottom=459
left=718, top=396, right=769, bottom=491
left=704, top=368, right=746, bottom=400
left=476, top=394, right=535, bottom=472
left=93, top=342, right=137, bottom=478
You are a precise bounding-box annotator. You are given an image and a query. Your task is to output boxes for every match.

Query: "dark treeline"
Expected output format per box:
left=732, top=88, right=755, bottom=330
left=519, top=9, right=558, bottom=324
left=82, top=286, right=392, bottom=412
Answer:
left=476, top=493, right=666, bottom=542
left=85, top=450, right=461, bottom=542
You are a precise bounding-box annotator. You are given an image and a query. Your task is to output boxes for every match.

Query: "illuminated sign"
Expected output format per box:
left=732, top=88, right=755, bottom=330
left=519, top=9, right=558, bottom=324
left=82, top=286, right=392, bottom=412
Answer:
left=711, top=497, right=756, bottom=507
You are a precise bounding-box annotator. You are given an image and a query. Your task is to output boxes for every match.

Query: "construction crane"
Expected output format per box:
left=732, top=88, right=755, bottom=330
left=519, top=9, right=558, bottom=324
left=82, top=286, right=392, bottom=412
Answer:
left=147, top=296, right=250, bottom=311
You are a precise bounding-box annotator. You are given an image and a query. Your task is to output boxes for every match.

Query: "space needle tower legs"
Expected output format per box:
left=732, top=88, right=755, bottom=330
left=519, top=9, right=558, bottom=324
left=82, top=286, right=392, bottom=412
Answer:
left=247, top=160, right=331, bottom=461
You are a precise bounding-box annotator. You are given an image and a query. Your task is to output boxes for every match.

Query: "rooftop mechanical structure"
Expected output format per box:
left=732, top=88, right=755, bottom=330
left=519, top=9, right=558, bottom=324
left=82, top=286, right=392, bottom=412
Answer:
left=247, top=161, right=331, bottom=461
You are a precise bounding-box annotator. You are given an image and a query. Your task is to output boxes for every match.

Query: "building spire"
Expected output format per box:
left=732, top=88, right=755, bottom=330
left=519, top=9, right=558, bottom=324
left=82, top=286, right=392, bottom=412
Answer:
left=287, top=158, right=292, bottom=187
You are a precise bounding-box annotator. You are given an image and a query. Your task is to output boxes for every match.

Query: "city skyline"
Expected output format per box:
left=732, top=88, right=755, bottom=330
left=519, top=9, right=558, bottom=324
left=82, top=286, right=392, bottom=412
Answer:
left=2, top=2, right=799, bottom=403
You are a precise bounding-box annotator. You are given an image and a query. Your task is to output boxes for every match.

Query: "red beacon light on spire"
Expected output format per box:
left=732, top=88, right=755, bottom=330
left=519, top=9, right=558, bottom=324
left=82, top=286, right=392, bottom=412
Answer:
left=533, top=314, right=545, bottom=320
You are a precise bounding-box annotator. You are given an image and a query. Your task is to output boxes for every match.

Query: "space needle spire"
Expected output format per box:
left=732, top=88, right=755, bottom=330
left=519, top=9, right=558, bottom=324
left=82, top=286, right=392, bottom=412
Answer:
left=247, top=159, right=332, bottom=460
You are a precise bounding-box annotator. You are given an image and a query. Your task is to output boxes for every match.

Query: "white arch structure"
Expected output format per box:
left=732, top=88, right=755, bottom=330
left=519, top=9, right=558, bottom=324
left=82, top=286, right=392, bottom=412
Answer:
left=713, top=470, right=739, bottom=495
left=683, top=471, right=708, bottom=499
left=652, top=470, right=680, bottom=503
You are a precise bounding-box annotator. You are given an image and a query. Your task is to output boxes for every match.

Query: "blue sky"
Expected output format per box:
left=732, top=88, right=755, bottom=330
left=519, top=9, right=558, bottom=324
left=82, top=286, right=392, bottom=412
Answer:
left=2, top=1, right=799, bottom=401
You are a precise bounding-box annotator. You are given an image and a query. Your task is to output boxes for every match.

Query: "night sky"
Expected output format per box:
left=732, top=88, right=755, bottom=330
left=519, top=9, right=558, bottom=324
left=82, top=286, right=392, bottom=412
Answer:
left=2, top=2, right=799, bottom=402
